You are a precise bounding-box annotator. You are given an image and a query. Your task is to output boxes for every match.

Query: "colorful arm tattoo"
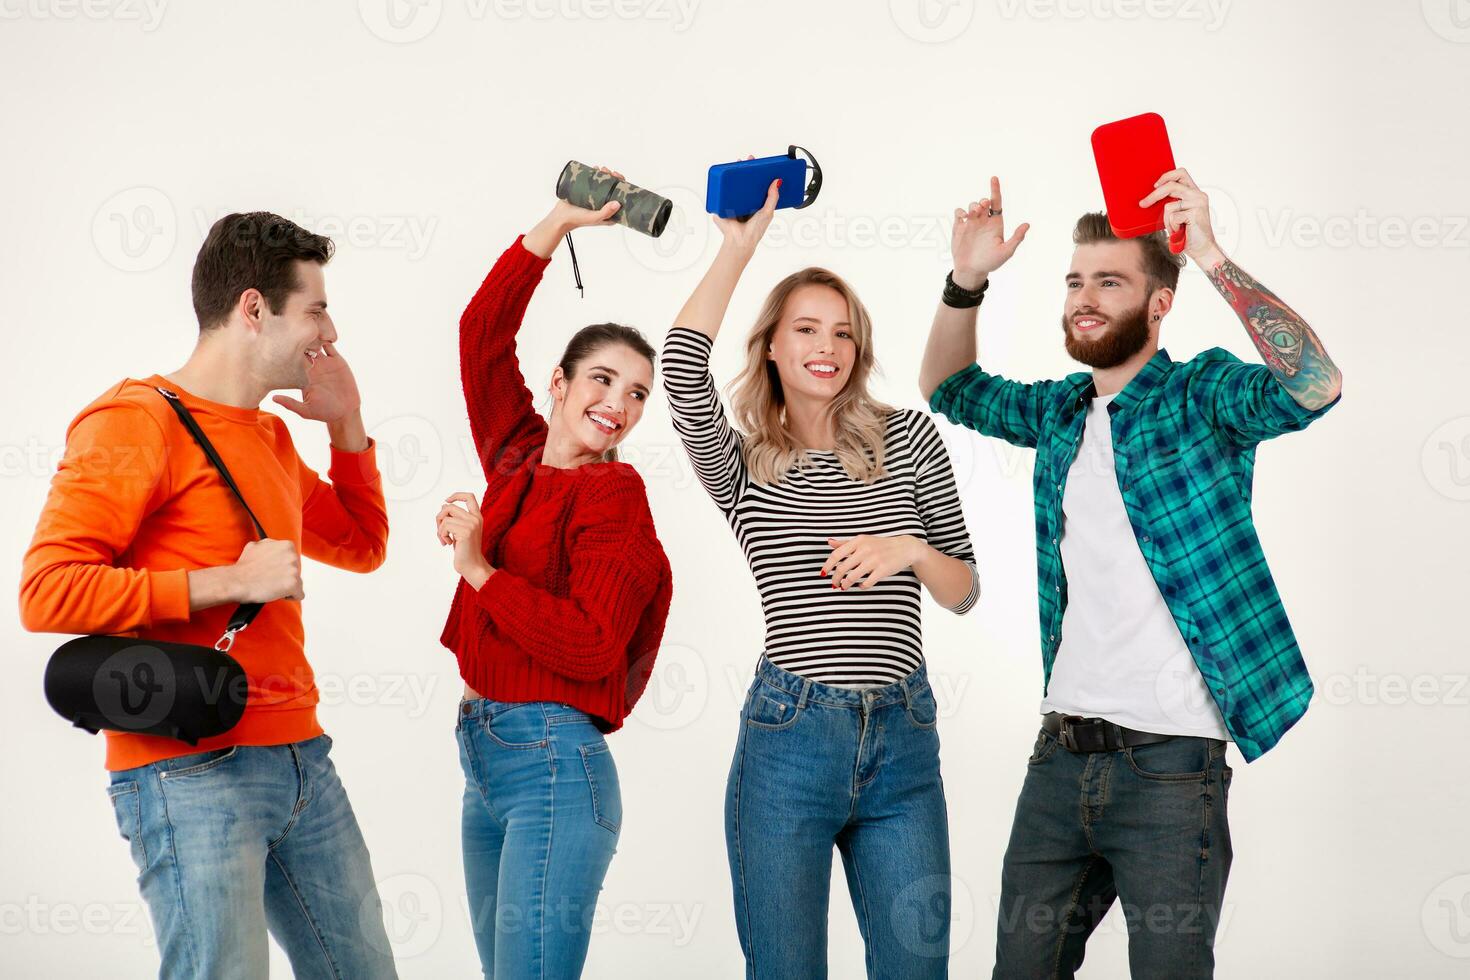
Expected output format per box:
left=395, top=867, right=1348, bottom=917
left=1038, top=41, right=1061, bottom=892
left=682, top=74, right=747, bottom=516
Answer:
left=1205, top=257, right=1342, bottom=409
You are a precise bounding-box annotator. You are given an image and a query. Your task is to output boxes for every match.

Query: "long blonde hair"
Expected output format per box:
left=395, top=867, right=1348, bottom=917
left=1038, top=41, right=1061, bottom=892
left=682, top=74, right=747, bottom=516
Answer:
left=729, top=267, right=894, bottom=485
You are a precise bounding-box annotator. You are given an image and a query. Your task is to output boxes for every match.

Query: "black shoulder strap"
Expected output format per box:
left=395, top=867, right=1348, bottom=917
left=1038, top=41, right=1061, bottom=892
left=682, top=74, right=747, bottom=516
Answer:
left=155, top=386, right=266, bottom=649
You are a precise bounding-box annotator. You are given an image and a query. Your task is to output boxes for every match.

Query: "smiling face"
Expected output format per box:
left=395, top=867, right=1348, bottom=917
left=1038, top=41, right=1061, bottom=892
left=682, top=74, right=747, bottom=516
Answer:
left=257, top=259, right=335, bottom=389
left=766, top=283, right=857, bottom=405
left=1062, top=240, right=1170, bottom=369
left=548, top=341, right=654, bottom=457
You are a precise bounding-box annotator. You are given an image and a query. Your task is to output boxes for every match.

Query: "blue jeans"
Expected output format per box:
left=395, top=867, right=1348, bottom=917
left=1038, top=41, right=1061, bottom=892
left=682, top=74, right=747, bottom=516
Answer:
left=456, top=697, right=621, bottom=979
left=725, top=657, right=951, bottom=979
left=992, top=728, right=1234, bottom=980
left=105, top=734, right=397, bottom=980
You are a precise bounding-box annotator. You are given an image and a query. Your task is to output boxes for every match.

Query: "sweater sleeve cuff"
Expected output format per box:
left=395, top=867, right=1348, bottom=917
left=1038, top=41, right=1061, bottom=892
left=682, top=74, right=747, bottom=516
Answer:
left=150, top=568, right=191, bottom=626
left=327, top=438, right=381, bottom=486
left=512, top=234, right=554, bottom=270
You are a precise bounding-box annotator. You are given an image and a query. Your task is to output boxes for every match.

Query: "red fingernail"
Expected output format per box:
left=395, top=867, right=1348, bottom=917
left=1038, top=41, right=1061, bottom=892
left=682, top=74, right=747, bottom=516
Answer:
left=777, top=179, right=783, bottom=188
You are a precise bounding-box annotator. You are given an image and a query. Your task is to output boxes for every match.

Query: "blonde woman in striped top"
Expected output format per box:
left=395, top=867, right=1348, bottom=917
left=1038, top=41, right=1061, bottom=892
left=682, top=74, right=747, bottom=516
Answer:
left=661, top=178, right=979, bottom=978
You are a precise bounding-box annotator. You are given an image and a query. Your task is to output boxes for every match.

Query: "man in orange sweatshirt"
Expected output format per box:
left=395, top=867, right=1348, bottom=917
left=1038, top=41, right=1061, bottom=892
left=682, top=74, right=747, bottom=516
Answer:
left=21, top=212, right=397, bottom=978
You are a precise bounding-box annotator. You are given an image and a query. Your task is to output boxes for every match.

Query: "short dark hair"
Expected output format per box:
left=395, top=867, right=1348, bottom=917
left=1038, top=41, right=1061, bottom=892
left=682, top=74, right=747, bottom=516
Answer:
left=1072, top=211, right=1183, bottom=293
left=191, top=212, right=334, bottom=330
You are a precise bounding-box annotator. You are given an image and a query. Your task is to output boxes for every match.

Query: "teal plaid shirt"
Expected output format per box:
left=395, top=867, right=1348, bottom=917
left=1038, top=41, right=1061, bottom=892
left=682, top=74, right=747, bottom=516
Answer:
left=930, top=347, right=1339, bottom=761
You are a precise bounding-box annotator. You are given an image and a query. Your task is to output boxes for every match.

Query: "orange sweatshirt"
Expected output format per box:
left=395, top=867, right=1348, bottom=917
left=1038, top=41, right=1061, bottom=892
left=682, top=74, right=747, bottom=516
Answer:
left=20, top=375, right=388, bottom=771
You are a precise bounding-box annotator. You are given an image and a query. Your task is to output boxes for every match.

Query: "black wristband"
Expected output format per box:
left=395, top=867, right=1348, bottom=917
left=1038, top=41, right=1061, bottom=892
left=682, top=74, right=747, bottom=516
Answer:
left=943, top=271, right=989, bottom=309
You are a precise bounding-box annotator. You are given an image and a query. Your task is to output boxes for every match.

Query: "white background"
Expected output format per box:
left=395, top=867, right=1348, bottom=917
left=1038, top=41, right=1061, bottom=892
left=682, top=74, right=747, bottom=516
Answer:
left=2, top=1, right=1467, bottom=976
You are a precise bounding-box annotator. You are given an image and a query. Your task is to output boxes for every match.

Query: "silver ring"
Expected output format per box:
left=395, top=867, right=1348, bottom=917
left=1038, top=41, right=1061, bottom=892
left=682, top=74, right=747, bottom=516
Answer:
left=987, top=207, right=1002, bottom=217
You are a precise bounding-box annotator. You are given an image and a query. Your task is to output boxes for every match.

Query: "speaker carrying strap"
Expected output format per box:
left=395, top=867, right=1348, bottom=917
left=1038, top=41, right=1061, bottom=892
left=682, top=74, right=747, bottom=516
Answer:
left=155, top=386, right=268, bottom=652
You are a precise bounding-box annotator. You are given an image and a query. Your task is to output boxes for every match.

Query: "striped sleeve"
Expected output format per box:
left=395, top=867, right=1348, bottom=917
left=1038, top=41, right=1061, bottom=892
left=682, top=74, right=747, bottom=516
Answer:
left=907, top=410, right=980, bottom=614
left=659, top=327, right=747, bottom=513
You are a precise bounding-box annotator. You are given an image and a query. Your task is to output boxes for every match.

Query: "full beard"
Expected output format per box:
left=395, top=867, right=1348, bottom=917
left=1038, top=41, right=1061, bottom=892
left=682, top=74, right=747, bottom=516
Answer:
left=1061, top=302, right=1152, bottom=369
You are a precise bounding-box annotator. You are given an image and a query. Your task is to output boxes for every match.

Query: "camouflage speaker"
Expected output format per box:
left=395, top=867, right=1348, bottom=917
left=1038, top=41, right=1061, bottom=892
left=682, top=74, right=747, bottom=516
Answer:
left=555, top=161, right=672, bottom=238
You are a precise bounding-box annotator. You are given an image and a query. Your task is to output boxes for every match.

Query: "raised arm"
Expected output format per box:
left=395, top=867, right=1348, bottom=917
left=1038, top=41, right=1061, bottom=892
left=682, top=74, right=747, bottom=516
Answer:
left=921, top=178, right=1055, bottom=449
left=918, top=176, right=1029, bottom=402
left=460, top=187, right=623, bottom=487
left=1143, top=168, right=1342, bottom=411
left=661, top=176, right=781, bottom=511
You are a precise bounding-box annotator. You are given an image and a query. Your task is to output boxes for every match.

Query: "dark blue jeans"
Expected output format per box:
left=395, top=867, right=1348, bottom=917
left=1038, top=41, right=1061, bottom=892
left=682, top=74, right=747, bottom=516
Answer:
left=992, top=729, right=1233, bottom=980
left=725, top=657, right=951, bottom=979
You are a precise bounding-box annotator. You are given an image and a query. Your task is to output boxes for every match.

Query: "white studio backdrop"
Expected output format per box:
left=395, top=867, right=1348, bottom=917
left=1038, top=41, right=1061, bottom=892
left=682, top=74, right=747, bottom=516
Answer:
left=1, top=1, right=1466, bottom=976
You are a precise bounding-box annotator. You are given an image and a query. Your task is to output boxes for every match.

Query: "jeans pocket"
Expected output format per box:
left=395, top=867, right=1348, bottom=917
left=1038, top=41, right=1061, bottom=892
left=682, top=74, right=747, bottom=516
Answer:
left=106, top=782, right=147, bottom=869
left=743, top=684, right=803, bottom=731
left=904, top=684, right=940, bottom=730
left=1027, top=729, right=1059, bottom=765
left=157, top=745, right=239, bottom=780
left=1124, top=738, right=1211, bottom=781
left=579, top=741, right=622, bottom=834
left=482, top=703, right=549, bottom=749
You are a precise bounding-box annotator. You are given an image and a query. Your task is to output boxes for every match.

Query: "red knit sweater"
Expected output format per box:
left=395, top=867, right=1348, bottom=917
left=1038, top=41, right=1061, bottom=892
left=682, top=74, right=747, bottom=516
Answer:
left=439, top=237, right=672, bottom=731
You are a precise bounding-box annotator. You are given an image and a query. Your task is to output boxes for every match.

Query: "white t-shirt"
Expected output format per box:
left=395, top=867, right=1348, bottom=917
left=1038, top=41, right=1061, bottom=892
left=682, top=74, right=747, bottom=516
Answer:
left=1039, top=393, right=1231, bottom=740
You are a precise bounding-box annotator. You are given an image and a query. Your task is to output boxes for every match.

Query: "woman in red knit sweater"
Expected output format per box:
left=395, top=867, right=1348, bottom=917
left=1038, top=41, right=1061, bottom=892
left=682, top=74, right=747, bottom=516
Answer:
left=433, top=170, right=673, bottom=979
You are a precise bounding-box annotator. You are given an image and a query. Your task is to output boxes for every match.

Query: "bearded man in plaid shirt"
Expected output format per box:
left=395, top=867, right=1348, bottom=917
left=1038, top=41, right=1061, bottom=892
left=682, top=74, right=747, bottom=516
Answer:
left=920, top=171, right=1342, bottom=980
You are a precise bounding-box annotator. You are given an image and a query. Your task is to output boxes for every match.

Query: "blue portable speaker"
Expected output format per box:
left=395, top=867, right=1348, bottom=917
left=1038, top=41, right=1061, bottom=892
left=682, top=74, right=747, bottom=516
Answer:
left=706, top=145, right=823, bottom=220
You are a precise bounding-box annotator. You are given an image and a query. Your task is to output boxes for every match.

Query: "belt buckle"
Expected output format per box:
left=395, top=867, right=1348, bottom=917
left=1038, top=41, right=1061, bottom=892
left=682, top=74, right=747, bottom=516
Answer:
left=1058, top=714, right=1086, bottom=752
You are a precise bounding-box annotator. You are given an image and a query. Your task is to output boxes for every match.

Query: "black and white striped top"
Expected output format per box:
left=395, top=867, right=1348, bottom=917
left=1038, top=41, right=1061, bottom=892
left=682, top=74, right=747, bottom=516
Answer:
left=661, top=327, right=979, bottom=688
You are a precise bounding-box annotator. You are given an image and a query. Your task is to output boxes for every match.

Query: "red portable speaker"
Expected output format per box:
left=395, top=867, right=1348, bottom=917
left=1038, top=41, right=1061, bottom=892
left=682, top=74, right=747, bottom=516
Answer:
left=1091, top=112, right=1188, bottom=254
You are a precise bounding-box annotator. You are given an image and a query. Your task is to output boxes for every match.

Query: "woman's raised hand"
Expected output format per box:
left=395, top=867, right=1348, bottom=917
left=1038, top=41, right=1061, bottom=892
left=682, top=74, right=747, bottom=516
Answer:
left=714, top=155, right=781, bottom=254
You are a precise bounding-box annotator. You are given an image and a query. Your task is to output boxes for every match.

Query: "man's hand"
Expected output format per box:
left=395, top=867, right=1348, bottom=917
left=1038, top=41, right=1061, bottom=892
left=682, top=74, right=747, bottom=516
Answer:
left=233, top=539, right=304, bottom=603
left=273, top=342, right=362, bottom=426
left=1140, top=167, right=1224, bottom=266
left=951, top=176, right=1030, bottom=288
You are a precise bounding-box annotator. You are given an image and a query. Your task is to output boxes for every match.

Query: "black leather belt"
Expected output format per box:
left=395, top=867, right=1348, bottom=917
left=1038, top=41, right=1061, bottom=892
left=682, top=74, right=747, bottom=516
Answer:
left=1042, top=712, right=1185, bottom=753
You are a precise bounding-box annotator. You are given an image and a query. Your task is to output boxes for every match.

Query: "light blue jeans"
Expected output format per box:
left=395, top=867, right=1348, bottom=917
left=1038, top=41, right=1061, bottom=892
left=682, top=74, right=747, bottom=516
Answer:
left=456, top=696, right=622, bottom=979
left=106, top=733, right=398, bottom=979
left=726, top=657, right=952, bottom=979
